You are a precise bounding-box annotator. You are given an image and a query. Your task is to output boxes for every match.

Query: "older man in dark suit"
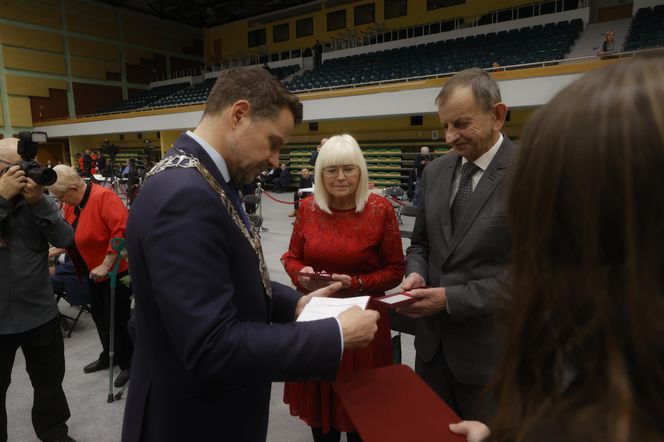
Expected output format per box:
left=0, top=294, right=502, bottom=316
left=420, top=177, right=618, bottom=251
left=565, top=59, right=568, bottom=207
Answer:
left=122, top=67, right=379, bottom=442
left=401, top=68, right=514, bottom=422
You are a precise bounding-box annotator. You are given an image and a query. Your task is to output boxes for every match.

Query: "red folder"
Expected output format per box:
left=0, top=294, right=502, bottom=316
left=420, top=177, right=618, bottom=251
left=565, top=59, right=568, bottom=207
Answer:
left=332, top=365, right=465, bottom=442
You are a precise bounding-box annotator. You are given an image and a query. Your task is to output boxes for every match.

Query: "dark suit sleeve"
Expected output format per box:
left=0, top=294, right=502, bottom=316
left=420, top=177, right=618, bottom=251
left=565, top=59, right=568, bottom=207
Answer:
left=144, top=185, right=342, bottom=383
left=406, top=167, right=430, bottom=282
left=445, top=270, right=510, bottom=322
left=270, top=281, right=300, bottom=324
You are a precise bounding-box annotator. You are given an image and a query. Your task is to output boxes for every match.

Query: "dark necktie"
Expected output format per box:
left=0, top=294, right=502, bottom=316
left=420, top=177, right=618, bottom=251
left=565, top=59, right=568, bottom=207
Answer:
left=451, top=161, right=479, bottom=232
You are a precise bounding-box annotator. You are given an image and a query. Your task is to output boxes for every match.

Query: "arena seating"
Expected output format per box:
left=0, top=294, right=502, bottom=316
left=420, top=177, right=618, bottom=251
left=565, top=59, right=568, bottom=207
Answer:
left=98, top=63, right=301, bottom=114
left=265, top=63, right=300, bottom=80
left=623, top=6, right=664, bottom=52
left=99, top=83, right=189, bottom=113
left=286, top=19, right=582, bottom=91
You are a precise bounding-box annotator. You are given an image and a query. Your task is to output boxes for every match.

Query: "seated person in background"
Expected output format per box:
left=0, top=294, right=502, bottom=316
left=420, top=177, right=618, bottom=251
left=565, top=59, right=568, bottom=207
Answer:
left=282, top=134, right=405, bottom=442
left=259, top=166, right=281, bottom=187
left=273, top=163, right=291, bottom=192
left=450, top=55, right=664, bottom=442
left=289, top=167, right=313, bottom=217
left=597, top=31, right=617, bottom=56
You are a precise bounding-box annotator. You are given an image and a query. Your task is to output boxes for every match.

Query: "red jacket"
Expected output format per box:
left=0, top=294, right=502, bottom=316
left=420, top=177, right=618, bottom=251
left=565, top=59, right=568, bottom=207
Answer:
left=63, top=183, right=129, bottom=278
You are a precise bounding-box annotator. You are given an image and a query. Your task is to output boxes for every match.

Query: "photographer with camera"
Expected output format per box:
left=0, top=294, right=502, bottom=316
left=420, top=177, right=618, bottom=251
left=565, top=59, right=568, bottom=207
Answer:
left=0, top=136, right=76, bottom=442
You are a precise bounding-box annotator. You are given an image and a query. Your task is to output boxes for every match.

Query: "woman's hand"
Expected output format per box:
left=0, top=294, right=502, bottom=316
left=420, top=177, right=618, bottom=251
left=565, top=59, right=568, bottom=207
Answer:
left=89, top=263, right=111, bottom=280
left=297, top=266, right=335, bottom=291
left=448, top=421, right=490, bottom=442
left=331, top=273, right=352, bottom=289
left=48, top=247, right=66, bottom=259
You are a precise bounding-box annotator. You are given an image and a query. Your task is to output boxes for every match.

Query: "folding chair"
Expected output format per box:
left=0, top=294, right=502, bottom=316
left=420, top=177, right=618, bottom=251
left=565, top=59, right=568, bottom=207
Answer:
left=52, top=261, right=92, bottom=338
left=398, top=204, right=420, bottom=239
left=384, top=187, right=406, bottom=224
left=248, top=214, right=263, bottom=235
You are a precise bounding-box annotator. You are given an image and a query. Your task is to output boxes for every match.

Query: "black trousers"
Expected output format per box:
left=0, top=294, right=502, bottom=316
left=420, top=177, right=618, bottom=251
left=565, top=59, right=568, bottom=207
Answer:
left=88, top=274, right=133, bottom=370
left=0, top=316, right=70, bottom=441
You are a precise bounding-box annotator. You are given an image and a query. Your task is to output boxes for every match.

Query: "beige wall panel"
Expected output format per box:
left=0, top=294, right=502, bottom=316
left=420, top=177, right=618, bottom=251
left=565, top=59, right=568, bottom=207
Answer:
left=70, top=57, right=121, bottom=80
left=0, top=104, right=4, bottom=126
left=8, top=96, right=33, bottom=127
left=123, top=27, right=168, bottom=51
left=0, top=1, right=61, bottom=28
left=0, top=24, right=64, bottom=53
left=66, top=12, right=119, bottom=40
left=3, top=47, right=66, bottom=74
left=5, top=75, right=67, bottom=97
left=68, top=37, right=120, bottom=62
left=124, top=47, right=153, bottom=65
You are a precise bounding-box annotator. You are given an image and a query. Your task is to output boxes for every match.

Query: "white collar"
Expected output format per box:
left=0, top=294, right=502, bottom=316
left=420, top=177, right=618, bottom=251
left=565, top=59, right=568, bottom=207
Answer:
left=461, top=133, right=503, bottom=171
left=186, top=130, right=231, bottom=183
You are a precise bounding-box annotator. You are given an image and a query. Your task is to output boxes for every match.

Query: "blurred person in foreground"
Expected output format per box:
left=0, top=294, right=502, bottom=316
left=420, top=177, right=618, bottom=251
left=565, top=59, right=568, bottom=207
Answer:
left=48, top=165, right=133, bottom=389
left=0, top=138, right=75, bottom=442
left=401, top=68, right=514, bottom=422
left=282, top=134, right=404, bottom=442
left=121, top=67, right=379, bottom=442
left=450, top=54, right=664, bottom=442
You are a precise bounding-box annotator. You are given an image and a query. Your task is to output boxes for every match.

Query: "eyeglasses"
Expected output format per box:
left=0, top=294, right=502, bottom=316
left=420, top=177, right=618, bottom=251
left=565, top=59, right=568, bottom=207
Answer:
left=322, top=165, right=359, bottom=177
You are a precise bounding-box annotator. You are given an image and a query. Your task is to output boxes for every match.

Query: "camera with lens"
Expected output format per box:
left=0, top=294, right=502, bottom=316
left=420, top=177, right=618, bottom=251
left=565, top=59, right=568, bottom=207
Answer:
left=17, top=131, right=57, bottom=186
left=101, top=139, right=120, bottom=158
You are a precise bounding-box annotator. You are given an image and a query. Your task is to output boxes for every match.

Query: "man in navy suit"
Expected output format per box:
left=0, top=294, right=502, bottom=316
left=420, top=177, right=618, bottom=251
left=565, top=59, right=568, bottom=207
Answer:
left=122, top=66, right=379, bottom=442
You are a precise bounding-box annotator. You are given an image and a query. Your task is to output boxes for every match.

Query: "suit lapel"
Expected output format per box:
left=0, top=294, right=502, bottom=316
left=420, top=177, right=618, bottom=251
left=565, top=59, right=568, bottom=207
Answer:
left=446, top=138, right=513, bottom=256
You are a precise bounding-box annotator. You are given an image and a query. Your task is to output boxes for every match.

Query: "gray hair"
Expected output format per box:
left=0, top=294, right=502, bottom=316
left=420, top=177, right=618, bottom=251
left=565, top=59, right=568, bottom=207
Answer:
left=435, top=67, right=502, bottom=112
left=49, top=164, right=84, bottom=194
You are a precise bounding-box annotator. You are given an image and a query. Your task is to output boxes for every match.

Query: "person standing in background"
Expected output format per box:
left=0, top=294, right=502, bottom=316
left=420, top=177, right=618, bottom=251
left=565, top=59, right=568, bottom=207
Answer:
left=0, top=138, right=76, bottom=442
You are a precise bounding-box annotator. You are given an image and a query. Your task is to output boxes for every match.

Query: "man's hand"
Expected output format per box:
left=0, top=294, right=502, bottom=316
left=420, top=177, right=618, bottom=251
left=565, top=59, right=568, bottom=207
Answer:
left=21, top=177, right=45, bottom=206
left=89, top=263, right=111, bottom=280
left=397, top=286, right=447, bottom=318
left=448, top=421, right=490, bottom=442
left=337, top=306, right=379, bottom=349
left=295, top=282, right=342, bottom=318
left=401, top=272, right=426, bottom=291
left=0, top=165, right=26, bottom=200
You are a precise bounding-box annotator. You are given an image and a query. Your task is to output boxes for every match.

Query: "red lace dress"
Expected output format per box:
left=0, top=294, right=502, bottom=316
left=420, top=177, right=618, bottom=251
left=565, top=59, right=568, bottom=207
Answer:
left=281, top=193, right=405, bottom=433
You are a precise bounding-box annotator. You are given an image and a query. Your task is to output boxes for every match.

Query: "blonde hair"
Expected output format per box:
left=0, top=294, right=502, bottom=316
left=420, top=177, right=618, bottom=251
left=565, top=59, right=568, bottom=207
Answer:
left=49, top=164, right=84, bottom=194
left=313, top=134, right=369, bottom=214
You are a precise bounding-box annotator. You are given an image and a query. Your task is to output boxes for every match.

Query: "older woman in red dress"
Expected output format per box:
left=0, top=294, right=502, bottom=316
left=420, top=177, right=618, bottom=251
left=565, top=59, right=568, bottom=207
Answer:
left=282, top=134, right=404, bottom=442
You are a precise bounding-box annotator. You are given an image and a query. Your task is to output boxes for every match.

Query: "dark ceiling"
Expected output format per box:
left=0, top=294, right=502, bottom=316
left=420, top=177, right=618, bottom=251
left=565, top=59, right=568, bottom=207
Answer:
left=93, top=0, right=317, bottom=28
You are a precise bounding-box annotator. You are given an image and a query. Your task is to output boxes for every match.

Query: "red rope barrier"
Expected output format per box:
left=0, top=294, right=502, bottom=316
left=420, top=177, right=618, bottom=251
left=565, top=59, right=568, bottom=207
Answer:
left=388, top=195, right=409, bottom=206
left=262, top=191, right=296, bottom=205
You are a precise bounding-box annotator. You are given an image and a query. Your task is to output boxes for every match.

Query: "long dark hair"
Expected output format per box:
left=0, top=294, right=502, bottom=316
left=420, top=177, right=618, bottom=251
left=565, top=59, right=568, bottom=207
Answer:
left=493, top=55, right=664, bottom=441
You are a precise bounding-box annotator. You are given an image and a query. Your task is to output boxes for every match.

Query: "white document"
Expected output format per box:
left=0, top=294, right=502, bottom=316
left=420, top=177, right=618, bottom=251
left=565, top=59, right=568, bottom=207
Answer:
left=297, top=296, right=370, bottom=322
